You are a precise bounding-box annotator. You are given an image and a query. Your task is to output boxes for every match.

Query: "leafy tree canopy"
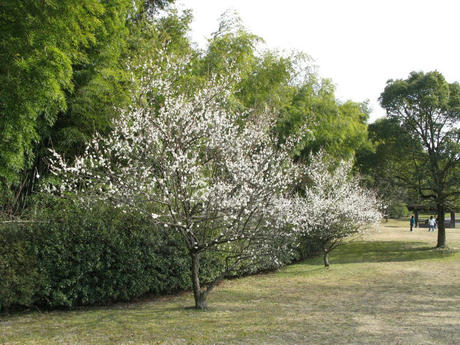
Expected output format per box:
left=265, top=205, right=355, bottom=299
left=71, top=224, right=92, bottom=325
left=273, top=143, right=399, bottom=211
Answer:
left=356, top=117, right=427, bottom=214
left=379, top=71, right=460, bottom=247
left=0, top=0, right=178, bottom=214
left=276, top=78, right=370, bottom=161
left=0, top=0, right=104, bottom=183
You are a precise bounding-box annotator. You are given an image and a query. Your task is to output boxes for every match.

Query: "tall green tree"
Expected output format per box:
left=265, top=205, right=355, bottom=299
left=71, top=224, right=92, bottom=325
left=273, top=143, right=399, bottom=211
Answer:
left=49, top=0, right=176, bottom=160
left=356, top=117, right=427, bottom=219
left=380, top=71, right=460, bottom=247
left=276, top=78, right=370, bottom=161
left=195, top=10, right=370, bottom=164
left=196, top=11, right=304, bottom=120
left=0, top=0, right=104, bottom=184
left=0, top=0, right=175, bottom=214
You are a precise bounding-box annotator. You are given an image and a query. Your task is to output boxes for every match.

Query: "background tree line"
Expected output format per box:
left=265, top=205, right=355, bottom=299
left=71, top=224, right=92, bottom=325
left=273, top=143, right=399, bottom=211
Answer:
left=0, top=2, right=370, bottom=216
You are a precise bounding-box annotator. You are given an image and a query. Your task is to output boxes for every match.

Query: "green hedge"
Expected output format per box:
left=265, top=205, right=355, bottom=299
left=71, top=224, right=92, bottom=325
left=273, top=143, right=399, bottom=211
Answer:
left=35, top=205, right=195, bottom=308
left=1, top=200, right=196, bottom=311
left=1, top=199, right=303, bottom=311
left=0, top=223, right=44, bottom=310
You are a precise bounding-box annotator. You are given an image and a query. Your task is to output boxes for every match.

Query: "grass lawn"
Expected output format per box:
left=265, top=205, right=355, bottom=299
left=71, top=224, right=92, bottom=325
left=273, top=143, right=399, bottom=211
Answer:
left=1, top=219, right=460, bottom=345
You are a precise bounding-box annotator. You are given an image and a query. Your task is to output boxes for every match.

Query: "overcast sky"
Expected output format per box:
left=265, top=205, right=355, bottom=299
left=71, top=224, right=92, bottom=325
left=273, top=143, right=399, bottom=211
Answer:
left=178, top=0, right=460, bottom=122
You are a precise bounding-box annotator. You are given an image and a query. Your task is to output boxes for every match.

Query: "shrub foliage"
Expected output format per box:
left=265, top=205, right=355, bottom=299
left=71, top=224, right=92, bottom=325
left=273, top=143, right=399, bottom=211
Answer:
left=1, top=200, right=190, bottom=311
left=1, top=198, right=297, bottom=311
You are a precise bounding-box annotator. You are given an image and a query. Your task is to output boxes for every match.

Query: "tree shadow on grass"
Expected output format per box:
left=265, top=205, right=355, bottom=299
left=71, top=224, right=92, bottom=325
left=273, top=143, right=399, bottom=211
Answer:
left=320, top=241, right=458, bottom=265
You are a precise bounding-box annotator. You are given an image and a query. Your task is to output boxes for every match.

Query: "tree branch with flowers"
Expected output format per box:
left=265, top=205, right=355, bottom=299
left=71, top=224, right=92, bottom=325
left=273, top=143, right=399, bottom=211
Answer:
left=47, top=54, right=305, bottom=309
left=296, top=152, right=384, bottom=267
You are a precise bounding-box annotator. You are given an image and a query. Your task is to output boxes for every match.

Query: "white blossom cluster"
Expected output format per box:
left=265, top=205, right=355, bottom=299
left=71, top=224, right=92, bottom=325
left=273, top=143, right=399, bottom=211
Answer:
left=47, top=54, right=304, bottom=270
left=47, top=52, right=384, bottom=286
left=295, top=151, right=384, bottom=246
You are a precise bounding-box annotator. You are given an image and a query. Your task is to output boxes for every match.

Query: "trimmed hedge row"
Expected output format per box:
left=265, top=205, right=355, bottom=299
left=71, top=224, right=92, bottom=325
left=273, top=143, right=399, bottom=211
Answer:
left=1, top=200, right=320, bottom=312
left=1, top=201, right=199, bottom=311
left=0, top=224, right=42, bottom=309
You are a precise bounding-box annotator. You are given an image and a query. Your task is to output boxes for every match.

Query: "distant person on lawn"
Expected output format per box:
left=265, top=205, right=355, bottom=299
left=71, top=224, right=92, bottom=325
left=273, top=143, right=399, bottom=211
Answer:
left=428, top=216, right=436, bottom=232
left=410, top=215, right=415, bottom=232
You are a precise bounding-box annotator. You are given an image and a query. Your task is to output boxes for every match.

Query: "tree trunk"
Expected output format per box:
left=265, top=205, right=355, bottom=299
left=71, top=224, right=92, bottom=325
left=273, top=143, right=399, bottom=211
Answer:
left=436, top=204, right=446, bottom=248
left=194, top=292, right=207, bottom=310
left=414, top=210, right=419, bottom=228
left=451, top=212, right=456, bottom=228
left=191, top=252, right=207, bottom=310
left=323, top=249, right=330, bottom=267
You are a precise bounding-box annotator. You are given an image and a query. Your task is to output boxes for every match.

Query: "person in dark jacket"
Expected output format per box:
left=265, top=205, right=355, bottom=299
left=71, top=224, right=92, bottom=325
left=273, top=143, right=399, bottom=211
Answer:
left=410, top=215, right=415, bottom=231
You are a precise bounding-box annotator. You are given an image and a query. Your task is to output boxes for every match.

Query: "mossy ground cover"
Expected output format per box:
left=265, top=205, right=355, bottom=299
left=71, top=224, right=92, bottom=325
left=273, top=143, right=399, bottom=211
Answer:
left=1, top=219, right=459, bottom=344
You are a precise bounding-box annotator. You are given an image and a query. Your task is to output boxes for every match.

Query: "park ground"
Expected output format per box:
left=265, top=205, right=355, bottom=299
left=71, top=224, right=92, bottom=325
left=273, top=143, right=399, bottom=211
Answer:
left=1, top=218, right=459, bottom=345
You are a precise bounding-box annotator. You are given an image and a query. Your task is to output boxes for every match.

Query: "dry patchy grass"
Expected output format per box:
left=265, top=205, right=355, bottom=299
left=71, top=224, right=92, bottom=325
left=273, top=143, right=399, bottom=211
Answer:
left=1, top=219, right=460, bottom=345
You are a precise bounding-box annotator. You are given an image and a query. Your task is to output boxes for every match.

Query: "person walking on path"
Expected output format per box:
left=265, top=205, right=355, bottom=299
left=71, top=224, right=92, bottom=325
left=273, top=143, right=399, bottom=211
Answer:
left=428, top=216, right=436, bottom=232
left=410, top=215, right=415, bottom=231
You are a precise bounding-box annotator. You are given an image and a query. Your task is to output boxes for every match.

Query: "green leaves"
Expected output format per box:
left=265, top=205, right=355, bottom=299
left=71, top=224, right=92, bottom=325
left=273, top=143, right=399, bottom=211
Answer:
left=0, top=0, right=105, bottom=183
left=276, top=78, right=370, bottom=161
left=379, top=71, right=460, bottom=246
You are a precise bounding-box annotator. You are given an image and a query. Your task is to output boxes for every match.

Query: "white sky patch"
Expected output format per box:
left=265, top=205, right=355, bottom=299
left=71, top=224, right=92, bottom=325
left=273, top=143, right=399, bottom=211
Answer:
left=180, top=0, right=460, bottom=122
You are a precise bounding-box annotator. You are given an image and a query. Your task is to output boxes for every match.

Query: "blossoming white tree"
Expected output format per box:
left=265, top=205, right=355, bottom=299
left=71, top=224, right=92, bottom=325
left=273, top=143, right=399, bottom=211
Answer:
left=296, top=152, right=383, bottom=267
left=48, top=55, right=303, bottom=309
